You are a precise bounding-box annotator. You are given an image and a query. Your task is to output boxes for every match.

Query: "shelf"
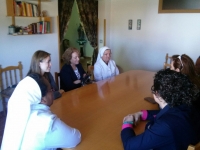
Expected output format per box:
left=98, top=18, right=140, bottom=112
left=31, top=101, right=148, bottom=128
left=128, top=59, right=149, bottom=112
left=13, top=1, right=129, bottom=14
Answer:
left=6, top=0, right=52, bottom=35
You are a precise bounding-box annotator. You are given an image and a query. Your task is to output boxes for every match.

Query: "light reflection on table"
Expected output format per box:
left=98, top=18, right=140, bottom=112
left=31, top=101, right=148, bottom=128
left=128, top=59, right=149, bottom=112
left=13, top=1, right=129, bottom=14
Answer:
left=51, top=70, right=158, bottom=150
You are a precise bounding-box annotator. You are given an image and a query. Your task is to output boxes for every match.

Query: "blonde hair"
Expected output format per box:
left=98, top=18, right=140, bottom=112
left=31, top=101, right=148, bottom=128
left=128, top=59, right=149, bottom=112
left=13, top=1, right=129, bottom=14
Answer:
left=62, top=47, right=80, bottom=64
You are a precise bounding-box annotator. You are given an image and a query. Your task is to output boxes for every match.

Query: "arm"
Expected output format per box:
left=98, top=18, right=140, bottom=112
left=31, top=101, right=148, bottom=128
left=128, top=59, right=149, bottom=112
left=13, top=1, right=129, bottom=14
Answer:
left=60, top=65, right=81, bottom=91
left=113, top=61, right=119, bottom=75
left=94, top=63, right=103, bottom=81
left=121, top=118, right=173, bottom=150
left=47, top=73, right=62, bottom=99
left=45, top=118, right=81, bottom=148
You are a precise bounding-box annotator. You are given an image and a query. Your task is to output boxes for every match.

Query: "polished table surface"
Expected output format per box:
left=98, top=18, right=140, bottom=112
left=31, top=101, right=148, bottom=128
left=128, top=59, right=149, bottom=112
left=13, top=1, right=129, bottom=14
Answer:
left=51, top=70, right=158, bottom=150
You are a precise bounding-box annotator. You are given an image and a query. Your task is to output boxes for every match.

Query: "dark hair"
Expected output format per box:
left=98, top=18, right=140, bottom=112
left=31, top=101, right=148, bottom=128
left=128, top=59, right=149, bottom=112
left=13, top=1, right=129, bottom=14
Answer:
left=28, top=73, right=47, bottom=97
left=172, top=54, right=200, bottom=89
left=151, top=69, right=199, bottom=107
left=195, top=56, right=200, bottom=76
left=27, top=50, right=50, bottom=75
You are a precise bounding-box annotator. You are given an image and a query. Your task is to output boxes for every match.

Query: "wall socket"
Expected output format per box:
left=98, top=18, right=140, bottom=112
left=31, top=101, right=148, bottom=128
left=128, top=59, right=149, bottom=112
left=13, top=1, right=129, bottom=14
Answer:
left=137, top=19, right=141, bottom=30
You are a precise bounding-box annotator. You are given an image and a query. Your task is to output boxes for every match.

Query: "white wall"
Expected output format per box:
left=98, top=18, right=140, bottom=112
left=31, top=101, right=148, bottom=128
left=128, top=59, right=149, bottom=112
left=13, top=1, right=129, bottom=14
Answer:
left=98, top=0, right=200, bottom=72
left=0, top=0, right=59, bottom=111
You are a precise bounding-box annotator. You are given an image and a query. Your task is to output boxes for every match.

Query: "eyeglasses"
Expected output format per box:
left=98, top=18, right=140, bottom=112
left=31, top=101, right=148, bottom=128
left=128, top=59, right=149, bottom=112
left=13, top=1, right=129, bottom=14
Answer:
left=151, top=85, right=156, bottom=94
left=177, top=55, right=183, bottom=67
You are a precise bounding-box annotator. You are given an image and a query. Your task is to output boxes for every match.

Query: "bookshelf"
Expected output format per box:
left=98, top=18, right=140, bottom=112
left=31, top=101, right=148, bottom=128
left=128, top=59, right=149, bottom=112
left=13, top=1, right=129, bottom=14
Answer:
left=6, top=0, right=52, bottom=35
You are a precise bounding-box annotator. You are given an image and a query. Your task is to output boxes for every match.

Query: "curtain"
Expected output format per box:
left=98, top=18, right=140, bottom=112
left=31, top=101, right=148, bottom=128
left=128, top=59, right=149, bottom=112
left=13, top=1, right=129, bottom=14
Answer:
left=76, top=0, right=98, bottom=48
left=58, top=0, right=74, bottom=41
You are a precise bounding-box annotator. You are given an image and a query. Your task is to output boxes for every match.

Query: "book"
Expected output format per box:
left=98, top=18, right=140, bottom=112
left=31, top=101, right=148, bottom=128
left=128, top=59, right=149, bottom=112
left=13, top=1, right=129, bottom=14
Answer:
left=25, top=3, right=30, bottom=16
left=21, top=2, right=26, bottom=16
left=33, top=5, right=38, bottom=17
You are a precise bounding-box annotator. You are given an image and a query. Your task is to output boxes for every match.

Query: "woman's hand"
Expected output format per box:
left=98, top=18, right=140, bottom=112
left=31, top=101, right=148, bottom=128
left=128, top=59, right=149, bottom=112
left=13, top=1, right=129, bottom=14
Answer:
left=74, top=80, right=81, bottom=84
left=131, top=111, right=143, bottom=123
left=123, top=115, right=134, bottom=123
left=123, top=111, right=143, bottom=125
left=83, top=73, right=86, bottom=78
left=59, top=89, right=65, bottom=94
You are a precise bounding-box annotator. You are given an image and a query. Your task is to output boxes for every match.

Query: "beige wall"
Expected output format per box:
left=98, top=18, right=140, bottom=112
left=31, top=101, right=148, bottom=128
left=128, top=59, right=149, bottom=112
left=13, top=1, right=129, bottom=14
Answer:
left=0, top=0, right=59, bottom=111
left=98, top=0, right=200, bottom=72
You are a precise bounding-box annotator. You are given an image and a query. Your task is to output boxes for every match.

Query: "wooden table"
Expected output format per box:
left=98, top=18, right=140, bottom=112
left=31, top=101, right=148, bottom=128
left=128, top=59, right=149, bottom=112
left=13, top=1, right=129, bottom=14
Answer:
left=51, top=70, right=158, bottom=150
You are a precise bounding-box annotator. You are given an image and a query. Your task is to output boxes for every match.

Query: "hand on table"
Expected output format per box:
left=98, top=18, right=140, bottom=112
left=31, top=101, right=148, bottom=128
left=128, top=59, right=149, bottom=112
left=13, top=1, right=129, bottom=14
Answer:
left=74, top=80, right=81, bottom=84
left=59, top=89, right=65, bottom=94
left=123, top=111, right=143, bottom=125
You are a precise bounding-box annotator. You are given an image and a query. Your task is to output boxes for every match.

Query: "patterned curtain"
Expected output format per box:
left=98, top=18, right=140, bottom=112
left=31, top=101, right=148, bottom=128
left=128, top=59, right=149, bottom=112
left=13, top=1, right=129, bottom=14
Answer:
left=76, top=0, right=98, bottom=48
left=58, top=0, right=74, bottom=41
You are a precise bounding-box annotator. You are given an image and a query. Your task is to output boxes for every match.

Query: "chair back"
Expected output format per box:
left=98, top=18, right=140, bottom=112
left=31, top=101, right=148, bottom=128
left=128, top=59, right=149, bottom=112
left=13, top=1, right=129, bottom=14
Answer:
left=0, top=61, right=23, bottom=91
left=0, top=61, right=23, bottom=115
left=188, top=142, right=200, bottom=150
left=87, top=65, right=94, bottom=81
left=55, top=72, right=60, bottom=89
left=163, top=53, right=172, bottom=69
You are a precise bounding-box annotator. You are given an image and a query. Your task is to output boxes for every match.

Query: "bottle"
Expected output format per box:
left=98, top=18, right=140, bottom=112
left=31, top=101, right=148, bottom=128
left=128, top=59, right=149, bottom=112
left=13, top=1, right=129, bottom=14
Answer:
left=8, top=25, right=15, bottom=35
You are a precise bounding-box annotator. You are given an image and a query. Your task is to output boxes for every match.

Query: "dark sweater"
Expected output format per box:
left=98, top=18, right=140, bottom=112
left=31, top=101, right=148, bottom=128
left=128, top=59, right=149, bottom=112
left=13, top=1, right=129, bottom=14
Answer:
left=121, top=105, right=196, bottom=150
left=60, top=63, right=86, bottom=92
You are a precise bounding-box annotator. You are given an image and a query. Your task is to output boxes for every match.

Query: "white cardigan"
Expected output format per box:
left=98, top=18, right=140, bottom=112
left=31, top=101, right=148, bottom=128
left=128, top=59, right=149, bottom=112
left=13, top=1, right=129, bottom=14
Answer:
left=94, top=58, right=119, bottom=81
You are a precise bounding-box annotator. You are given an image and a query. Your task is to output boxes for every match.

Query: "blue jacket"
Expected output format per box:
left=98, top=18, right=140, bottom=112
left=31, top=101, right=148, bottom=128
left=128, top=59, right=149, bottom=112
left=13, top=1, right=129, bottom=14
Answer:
left=121, top=105, right=195, bottom=150
left=60, top=63, right=86, bottom=92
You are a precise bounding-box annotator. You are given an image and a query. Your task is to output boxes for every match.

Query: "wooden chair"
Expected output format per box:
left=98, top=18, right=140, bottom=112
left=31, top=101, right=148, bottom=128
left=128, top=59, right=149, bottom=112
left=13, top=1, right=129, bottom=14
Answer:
left=87, top=65, right=94, bottom=81
left=163, top=53, right=172, bottom=69
left=55, top=72, right=60, bottom=89
left=188, top=142, right=200, bottom=150
left=0, top=61, right=23, bottom=115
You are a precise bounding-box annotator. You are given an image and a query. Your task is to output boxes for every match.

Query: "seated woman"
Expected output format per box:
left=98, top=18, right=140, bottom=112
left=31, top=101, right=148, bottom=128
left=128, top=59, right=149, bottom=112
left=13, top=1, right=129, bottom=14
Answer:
left=27, top=50, right=64, bottom=99
left=94, top=46, right=119, bottom=81
left=121, top=69, right=200, bottom=150
left=195, top=56, right=200, bottom=76
left=60, top=47, right=86, bottom=92
left=1, top=73, right=81, bottom=149
left=170, top=54, right=200, bottom=89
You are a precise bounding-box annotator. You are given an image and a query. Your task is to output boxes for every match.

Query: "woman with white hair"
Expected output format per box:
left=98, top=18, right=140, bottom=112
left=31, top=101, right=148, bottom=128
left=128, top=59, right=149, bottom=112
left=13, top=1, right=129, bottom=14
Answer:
left=94, top=46, right=119, bottom=81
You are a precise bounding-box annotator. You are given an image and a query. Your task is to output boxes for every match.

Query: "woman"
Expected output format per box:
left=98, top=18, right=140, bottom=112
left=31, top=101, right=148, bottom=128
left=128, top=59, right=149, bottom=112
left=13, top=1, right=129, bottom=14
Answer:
left=121, top=69, right=200, bottom=150
left=27, top=50, right=64, bottom=99
left=60, top=47, right=86, bottom=91
left=94, top=46, right=119, bottom=81
left=1, top=73, right=81, bottom=149
left=195, top=56, right=200, bottom=76
left=170, top=54, right=200, bottom=89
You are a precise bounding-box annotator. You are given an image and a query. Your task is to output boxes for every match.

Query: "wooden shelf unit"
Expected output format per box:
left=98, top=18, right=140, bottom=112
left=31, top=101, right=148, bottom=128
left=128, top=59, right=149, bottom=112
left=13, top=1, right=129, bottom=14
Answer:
left=6, top=0, right=52, bottom=35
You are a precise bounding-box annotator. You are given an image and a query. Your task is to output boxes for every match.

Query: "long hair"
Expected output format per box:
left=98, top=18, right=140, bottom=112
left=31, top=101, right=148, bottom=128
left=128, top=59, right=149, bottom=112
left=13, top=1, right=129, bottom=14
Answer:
left=195, top=56, right=200, bottom=76
left=27, top=50, right=50, bottom=75
left=62, top=47, right=80, bottom=65
left=172, top=54, right=200, bottom=89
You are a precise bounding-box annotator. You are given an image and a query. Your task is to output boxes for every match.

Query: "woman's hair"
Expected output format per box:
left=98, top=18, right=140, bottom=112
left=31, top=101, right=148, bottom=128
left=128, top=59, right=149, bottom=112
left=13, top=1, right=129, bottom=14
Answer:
left=151, top=69, right=199, bottom=107
left=172, top=54, right=200, bottom=89
left=195, top=56, right=200, bottom=76
left=62, top=47, right=80, bottom=65
left=27, top=50, right=50, bottom=75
